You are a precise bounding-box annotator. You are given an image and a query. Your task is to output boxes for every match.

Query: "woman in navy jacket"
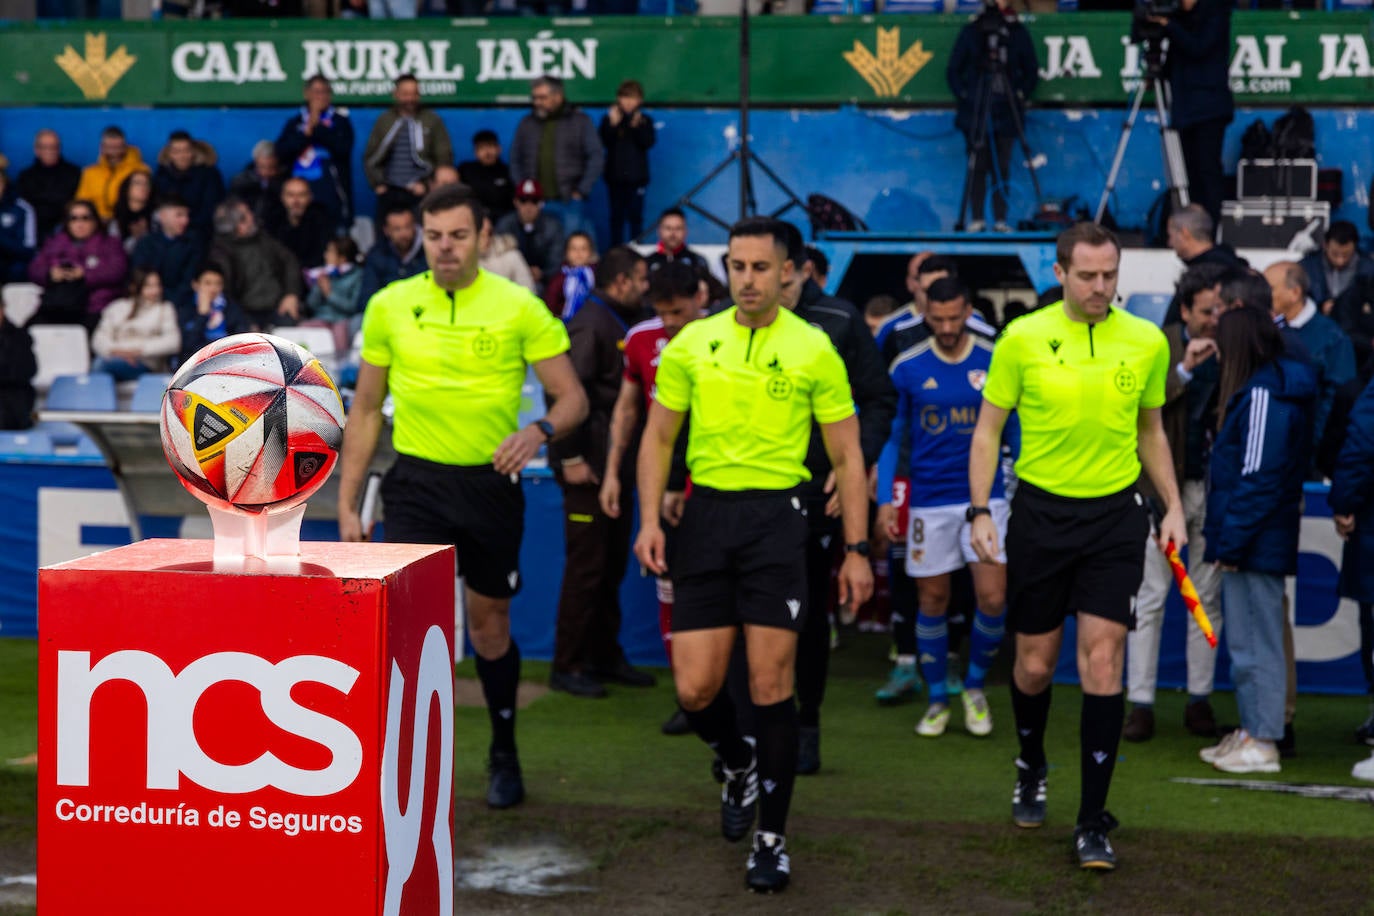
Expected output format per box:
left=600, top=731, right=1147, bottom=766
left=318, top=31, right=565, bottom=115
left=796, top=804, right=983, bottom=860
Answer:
left=1201, top=306, right=1315, bottom=774
left=1327, top=375, right=1374, bottom=772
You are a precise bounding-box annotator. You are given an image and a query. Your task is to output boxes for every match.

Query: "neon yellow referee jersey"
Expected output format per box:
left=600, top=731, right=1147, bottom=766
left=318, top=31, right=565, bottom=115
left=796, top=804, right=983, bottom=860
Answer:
left=653, top=306, right=855, bottom=491
left=982, top=303, right=1169, bottom=498
left=361, top=269, right=570, bottom=466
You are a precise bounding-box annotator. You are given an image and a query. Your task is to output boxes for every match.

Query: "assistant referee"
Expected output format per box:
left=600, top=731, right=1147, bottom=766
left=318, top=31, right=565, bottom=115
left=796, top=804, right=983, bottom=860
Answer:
left=635, top=217, right=873, bottom=894
left=337, top=184, right=589, bottom=810
left=968, top=222, right=1186, bottom=870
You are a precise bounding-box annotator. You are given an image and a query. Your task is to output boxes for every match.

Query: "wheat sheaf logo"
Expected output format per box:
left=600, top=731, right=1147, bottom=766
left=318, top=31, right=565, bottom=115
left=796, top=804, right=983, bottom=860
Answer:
left=843, top=27, right=933, bottom=99
left=55, top=33, right=137, bottom=101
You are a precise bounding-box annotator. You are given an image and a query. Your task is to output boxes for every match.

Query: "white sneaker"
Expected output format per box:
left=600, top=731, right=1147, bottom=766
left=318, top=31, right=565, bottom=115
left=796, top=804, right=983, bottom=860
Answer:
left=1213, top=736, right=1281, bottom=774
left=1353, top=752, right=1374, bottom=782
left=993, top=220, right=1014, bottom=233
left=915, top=703, right=951, bottom=737
left=965, top=220, right=986, bottom=233
left=1199, top=728, right=1243, bottom=764
left=962, top=688, right=993, bottom=737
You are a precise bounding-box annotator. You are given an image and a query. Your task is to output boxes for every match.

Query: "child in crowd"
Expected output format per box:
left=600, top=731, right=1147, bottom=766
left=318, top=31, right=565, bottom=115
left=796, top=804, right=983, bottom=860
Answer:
left=545, top=231, right=597, bottom=320
left=304, top=236, right=363, bottom=356
left=178, top=262, right=246, bottom=363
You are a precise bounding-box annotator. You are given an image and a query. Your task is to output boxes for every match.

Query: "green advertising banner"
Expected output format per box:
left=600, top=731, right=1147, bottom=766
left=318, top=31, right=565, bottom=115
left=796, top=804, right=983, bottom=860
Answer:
left=1, top=12, right=1371, bottom=108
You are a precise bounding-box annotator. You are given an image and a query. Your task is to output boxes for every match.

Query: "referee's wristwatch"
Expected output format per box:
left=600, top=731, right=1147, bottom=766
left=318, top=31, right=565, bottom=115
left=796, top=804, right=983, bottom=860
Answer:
left=534, top=419, right=556, bottom=441
left=845, top=541, right=870, bottom=557
left=965, top=505, right=992, bottom=522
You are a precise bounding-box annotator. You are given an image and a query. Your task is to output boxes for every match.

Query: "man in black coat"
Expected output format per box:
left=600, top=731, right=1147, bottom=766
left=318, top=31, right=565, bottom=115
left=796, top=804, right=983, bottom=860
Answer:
left=265, top=177, right=335, bottom=271
left=15, top=129, right=80, bottom=242
left=458, top=129, right=515, bottom=223
left=946, top=0, right=1039, bottom=232
left=152, top=131, right=227, bottom=247
left=1151, top=0, right=1234, bottom=226
left=1164, top=204, right=1248, bottom=324
left=130, top=195, right=202, bottom=304
left=275, top=76, right=355, bottom=232
left=545, top=246, right=655, bottom=698
left=599, top=80, right=656, bottom=246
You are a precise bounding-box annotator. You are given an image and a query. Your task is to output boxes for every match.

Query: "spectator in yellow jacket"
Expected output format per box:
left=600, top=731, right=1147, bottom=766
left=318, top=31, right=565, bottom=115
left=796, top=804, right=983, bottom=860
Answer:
left=75, top=126, right=149, bottom=221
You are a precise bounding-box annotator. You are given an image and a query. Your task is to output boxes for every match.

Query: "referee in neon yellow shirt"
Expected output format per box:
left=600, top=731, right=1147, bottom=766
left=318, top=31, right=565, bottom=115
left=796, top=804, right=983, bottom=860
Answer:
left=337, top=185, right=589, bottom=810
left=968, top=222, right=1187, bottom=870
left=634, top=217, right=873, bottom=894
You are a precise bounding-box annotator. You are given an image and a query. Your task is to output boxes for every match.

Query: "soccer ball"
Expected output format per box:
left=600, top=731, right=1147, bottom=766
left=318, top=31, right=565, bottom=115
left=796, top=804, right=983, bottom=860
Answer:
left=160, top=333, right=346, bottom=513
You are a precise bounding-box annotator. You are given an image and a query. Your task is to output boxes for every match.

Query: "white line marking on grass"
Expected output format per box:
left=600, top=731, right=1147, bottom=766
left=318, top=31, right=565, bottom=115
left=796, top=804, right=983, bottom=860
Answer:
left=457, top=843, right=592, bottom=897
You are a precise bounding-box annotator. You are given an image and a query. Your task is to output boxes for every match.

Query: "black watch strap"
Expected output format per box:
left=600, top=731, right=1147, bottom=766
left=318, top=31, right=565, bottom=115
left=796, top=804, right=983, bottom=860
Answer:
left=535, top=419, right=555, bottom=441
left=845, top=541, right=871, bottom=556
left=966, top=505, right=992, bottom=522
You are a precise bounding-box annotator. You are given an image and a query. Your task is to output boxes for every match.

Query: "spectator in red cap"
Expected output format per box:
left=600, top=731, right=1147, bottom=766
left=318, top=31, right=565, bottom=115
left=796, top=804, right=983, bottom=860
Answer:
left=495, top=178, right=566, bottom=288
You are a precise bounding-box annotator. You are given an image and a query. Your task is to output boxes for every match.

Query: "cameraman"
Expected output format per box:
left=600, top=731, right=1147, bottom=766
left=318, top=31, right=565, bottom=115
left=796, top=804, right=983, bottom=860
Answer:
left=947, top=0, right=1038, bottom=233
left=1148, top=0, right=1233, bottom=226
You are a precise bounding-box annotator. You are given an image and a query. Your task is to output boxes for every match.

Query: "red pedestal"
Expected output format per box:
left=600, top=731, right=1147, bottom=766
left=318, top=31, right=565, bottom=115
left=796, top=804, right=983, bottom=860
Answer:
left=38, top=539, right=456, bottom=916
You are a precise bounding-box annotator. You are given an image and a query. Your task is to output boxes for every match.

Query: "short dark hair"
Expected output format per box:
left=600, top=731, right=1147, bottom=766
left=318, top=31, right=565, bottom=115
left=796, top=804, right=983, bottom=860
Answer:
left=194, top=262, right=225, bottom=282
left=1055, top=221, right=1121, bottom=269
left=1220, top=270, right=1273, bottom=314
left=925, top=276, right=969, bottom=306
left=418, top=184, right=485, bottom=228
left=167, top=130, right=192, bottom=144
left=649, top=260, right=700, bottom=304
left=101, top=125, right=126, bottom=140
left=305, top=74, right=331, bottom=90
left=395, top=73, right=418, bottom=86
left=1327, top=220, right=1360, bottom=247
left=728, top=216, right=789, bottom=258
left=564, top=231, right=596, bottom=258
left=156, top=192, right=189, bottom=212
left=864, top=294, right=900, bottom=319
left=658, top=206, right=686, bottom=225
left=778, top=220, right=807, bottom=268
left=805, top=245, right=829, bottom=277
left=532, top=75, right=564, bottom=93
left=329, top=236, right=360, bottom=263
left=472, top=129, right=499, bottom=146
left=595, top=245, right=644, bottom=290
left=918, top=254, right=958, bottom=278
left=1175, top=262, right=1231, bottom=312
left=382, top=205, right=416, bottom=225
left=617, top=79, right=645, bottom=99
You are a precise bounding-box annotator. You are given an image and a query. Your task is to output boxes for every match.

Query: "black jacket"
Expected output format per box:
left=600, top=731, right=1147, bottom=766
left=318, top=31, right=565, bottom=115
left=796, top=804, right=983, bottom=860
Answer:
left=266, top=202, right=335, bottom=269
left=1164, top=243, right=1249, bottom=325
left=794, top=280, right=897, bottom=507
left=1333, top=274, right=1374, bottom=382
left=130, top=231, right=203, bottom=305
left=153, top=163, right=226, bottom=246
left=457, top=159, right=515, bottom=222
left=599, top=108, right=656, bottom=188
left=0, top=321, right=36, bottom=430
left=15, top=158, right=80, bottom=242
left=547, top=290, right=649, bottom=480
left=275, top=108, right=355, bottom=227
left=1164, top=0, right=1235, bottom=130
left=647, top=246, right=710, bottom=278
left=228, top=164, right=285, bottom=227
left=947, top=10, right=1039, bottom=137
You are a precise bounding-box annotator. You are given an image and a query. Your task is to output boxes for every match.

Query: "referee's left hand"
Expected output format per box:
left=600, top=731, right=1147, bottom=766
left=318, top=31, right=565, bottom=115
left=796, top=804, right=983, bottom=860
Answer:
left=494, top=427, right=545, bottom=475
left=1157, top=504, right=1187, bottom=552
left=837, top=553, right=873, bottom=609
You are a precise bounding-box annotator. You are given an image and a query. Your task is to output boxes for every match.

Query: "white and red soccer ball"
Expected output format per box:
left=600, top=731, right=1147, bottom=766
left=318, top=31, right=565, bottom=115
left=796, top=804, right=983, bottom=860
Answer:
left=160, top=333, right=345, bottom=513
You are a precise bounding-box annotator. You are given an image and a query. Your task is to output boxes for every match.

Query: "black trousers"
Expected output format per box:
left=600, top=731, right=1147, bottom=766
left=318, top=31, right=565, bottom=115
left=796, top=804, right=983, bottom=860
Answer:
left=967, top=132, right=1015, bottom=224
left=553, top=483, right=634, bottom=673
left=1178, top=117, right=1228, bottom=229
left=607, top=182, right=647, bottom=246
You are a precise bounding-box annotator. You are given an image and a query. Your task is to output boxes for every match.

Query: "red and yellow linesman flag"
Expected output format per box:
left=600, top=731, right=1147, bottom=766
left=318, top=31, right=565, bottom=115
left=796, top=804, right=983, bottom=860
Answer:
left=1164, top=541, right=1218, bottom=649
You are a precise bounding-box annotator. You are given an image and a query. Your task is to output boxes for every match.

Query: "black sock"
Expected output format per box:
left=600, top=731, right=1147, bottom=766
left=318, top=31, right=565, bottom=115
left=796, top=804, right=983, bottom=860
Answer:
left=1078, top=692, right=1124, bottom=825
left=1010, top=679, right=1051, bottom=770
left=795, top=606, right=830, bottom=729
left=683, top=690, right=752, bottom=770
left=754, top=697, right=799, bottom=836
left=474, top=640, right=521, bottom=755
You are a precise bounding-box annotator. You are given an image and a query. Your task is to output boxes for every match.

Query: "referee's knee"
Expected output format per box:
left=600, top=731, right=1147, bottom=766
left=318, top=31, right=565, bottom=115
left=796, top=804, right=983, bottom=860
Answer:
left=676, top=683, right=718, bottom=712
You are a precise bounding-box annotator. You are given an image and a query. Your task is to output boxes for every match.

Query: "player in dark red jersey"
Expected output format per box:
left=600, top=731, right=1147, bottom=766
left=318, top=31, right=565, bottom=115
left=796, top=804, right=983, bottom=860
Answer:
left=600, top=260, right=707, bottom=734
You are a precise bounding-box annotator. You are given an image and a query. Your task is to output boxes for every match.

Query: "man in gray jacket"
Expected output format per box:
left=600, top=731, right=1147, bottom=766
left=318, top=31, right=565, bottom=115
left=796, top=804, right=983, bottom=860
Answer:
left=362, top=74, right=454, bottom=216
left=510, top=76, right=603, bottom=244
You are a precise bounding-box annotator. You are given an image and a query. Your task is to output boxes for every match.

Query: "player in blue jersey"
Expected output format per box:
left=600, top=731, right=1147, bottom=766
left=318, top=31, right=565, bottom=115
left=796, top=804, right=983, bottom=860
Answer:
left=876, top=278, right=1015, bottom=737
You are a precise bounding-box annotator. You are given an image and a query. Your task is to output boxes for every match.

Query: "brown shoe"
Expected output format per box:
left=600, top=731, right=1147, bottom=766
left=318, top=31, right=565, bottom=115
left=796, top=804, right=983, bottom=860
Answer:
left=1184, top=699, right=1218, bottom=737
left=1122, top=706, right=1155, bottom=742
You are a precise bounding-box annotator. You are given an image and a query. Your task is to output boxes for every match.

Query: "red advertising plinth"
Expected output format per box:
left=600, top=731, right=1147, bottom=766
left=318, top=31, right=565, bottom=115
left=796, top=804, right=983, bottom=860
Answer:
left=38, top=539, right=457, bottom=916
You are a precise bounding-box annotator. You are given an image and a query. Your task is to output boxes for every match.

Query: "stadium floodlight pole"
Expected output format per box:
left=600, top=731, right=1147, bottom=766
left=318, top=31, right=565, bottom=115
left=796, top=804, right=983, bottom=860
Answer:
left=739, top=0, right=752, bottom=220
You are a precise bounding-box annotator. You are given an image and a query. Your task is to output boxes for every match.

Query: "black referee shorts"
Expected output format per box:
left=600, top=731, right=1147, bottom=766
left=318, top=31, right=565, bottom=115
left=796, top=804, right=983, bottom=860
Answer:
left=671, top=486, right=809, bottom=634
left=1005, top=481, right=1150, bottom=635
left=381, top=455, right=525, bottom=599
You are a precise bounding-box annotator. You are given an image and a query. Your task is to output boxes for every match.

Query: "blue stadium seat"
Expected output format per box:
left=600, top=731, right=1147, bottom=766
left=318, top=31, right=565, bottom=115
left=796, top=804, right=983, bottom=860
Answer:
left=46, top=373, right=118, bottom=413
left=812, top=0, right=875, bottom=12
left=1124, top=292, right=1172, bottom=327
left=131, top=374, right=174, bottom=414
left=74, top=435, right=105, bottom=458
left=0, top=430, right=55, bottom=457
left=880, top=0, right=940, bottom=11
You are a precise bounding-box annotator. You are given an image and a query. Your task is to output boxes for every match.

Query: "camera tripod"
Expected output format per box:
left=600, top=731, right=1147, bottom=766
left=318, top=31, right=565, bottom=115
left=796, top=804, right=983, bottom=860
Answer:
left=1094, top=47, right=1190, bottom=224
left=955, top=26, right=1043, bottom=231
